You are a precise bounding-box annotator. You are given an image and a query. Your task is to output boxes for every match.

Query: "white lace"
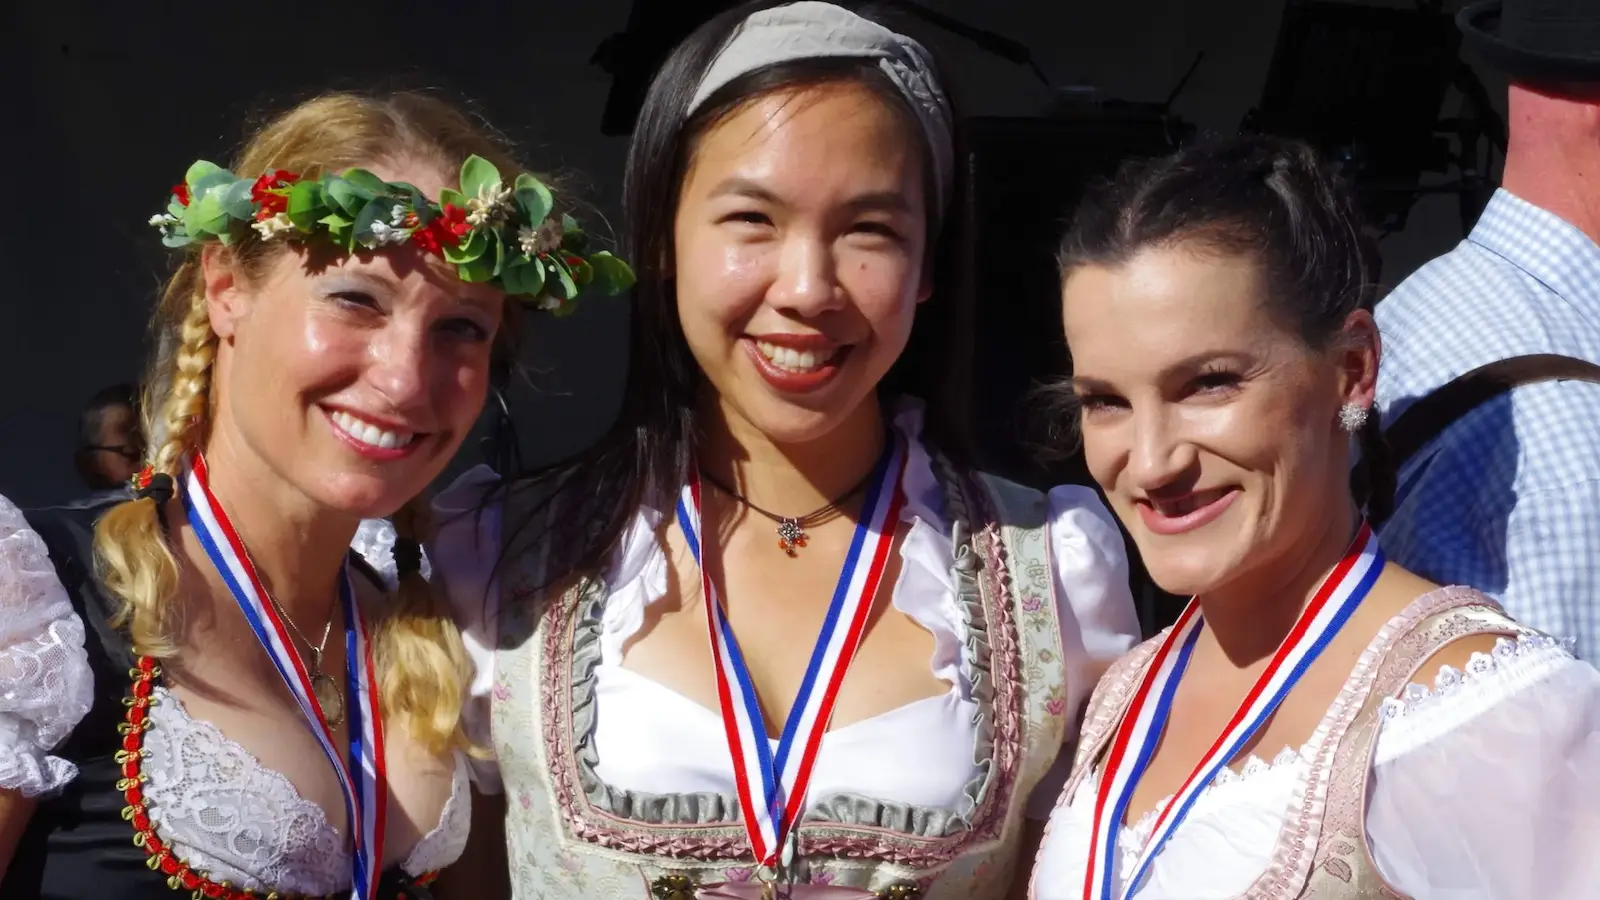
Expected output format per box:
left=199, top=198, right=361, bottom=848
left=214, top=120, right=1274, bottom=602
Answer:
left=142, top=687, right=469, bottom=894
left=1108, top=636, right=1570, bottom=857
left=1119, top=745, right=1310, bottom=858
left=0, top=495, right=94, bottom=798
left=1375, top=633, right=1575, bottom=764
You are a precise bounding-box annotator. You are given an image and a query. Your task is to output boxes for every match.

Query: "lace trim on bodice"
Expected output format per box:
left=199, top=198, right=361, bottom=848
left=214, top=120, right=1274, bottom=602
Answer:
left=1102, top=636, right=1568, bottom=859
left=1375, top=633, right=1573, bottom=764
left=142, top=686, right=468, bottom=895
left=1110, top=744, right=1312, bottom=863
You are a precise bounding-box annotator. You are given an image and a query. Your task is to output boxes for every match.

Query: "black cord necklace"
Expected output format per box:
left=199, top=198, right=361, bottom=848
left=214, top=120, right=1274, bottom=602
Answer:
left=699, top=467, right=877, bottom=557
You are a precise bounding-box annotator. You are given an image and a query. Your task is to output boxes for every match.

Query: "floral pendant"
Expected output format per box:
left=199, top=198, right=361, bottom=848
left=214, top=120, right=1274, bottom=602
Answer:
left=776, top=519, right=809, bottom=557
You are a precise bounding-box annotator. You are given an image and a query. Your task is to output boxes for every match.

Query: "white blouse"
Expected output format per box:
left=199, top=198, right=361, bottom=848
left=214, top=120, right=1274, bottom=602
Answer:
left=0, top=497, right=468, bottom=894
left=431, top=404, right=1142, bottom=817
left=1030, top=635, right=1600, bottom=899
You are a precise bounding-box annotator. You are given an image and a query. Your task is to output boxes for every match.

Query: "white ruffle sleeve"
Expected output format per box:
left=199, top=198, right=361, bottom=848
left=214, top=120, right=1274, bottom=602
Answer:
left=430, top=466, right=505, bottom=794
left=1368, top=637, right=1600, bottom=899
left=0, top=494, right=94, bottom=797
left=350, top=517, right=433, bottom=591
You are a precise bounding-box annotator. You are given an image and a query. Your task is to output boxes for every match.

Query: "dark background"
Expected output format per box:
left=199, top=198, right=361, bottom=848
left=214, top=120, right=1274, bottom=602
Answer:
left=2, top=0, right=1501, bottom=545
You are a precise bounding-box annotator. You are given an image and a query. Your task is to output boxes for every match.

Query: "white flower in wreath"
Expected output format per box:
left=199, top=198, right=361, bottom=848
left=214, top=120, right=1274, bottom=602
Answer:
left=517, top=218, right=564, bottom=257
left=350, top=518, right=432, bottom=591
left=148, top=213, right=180, bottom=236
left=251, top=212, right=295, bottom=241
left=367, top=220, right=410, bottom=247
left=466, top=183, right=514, bottom=228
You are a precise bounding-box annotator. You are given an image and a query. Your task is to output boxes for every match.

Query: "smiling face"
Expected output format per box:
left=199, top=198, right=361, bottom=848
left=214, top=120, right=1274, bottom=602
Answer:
left=1061, top=243, right=1375, bottom=597
left=203, top=156, right=506, bottom=519
left=672, top=79, right=932, bottom=446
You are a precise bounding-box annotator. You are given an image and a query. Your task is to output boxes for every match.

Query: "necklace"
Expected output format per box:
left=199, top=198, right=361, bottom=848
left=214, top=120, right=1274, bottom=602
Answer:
left=282, top=598, right=342, bottom=729
left=699, top=466, right=877, bottom=557
left=237, top=545, right=344, bottom=727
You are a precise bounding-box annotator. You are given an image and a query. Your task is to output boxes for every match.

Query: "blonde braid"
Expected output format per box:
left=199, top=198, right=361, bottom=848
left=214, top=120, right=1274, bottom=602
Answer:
left=372, top=496, right=477, bottom=755
left=94, top=267, right=218, bottom=658
left=94, top=90, right=533, bottom=749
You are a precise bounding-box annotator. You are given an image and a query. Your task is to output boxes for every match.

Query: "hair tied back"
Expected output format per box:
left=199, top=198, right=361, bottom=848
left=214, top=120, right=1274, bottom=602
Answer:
left=392, top=537, right=423, bottom=580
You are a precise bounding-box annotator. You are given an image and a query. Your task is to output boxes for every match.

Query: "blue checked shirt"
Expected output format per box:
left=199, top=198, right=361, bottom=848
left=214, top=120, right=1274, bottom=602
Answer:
left=1376, top=189, right=1600, bottom=661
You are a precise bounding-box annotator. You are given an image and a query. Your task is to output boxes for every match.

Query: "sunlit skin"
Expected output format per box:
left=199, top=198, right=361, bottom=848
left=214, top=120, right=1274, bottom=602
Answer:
left=162, top=156, right=506, bottom=862
left=1059, top=242, right=1494, bottom=829
left=673, top=80, right=932, bottom=452
left=202, top=157, right=506, bottom=526
left=1063, top=246, right=1359, bottom=601
left=620, top=81, right=950, bottom=753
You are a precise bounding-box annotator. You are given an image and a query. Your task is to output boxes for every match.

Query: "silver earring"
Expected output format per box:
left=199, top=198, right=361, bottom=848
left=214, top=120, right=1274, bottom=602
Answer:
left=1339, top=403, right=1369, bottom=433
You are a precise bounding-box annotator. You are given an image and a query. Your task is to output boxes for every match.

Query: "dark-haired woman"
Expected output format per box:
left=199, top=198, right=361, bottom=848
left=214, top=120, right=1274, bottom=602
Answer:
left=431, top=2, right=1138, bottom=897
left=1027, top=136, right=1600, bottom=899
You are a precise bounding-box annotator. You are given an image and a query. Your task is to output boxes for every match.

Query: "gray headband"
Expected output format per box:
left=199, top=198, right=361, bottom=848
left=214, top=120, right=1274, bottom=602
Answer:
left=687, top=1, right=954, bottom=217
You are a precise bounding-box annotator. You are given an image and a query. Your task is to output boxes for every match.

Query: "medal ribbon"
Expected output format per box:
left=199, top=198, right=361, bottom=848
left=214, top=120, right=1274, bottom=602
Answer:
left=676, top=438, right=907, bottom=866
left=182, top=455, right=386, bottom=900
left=1083, top=522, right=1384, bottom=900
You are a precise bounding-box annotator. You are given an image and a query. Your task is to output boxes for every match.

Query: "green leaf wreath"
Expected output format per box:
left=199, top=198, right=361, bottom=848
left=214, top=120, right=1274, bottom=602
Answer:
left=150, top=155, right=634, bottom=315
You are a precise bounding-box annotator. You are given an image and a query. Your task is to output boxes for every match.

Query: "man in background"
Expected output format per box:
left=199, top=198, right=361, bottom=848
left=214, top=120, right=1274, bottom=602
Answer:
left=1374, top=0, right=1600, bottom=660
left=73, top=383, right=143, bottom=492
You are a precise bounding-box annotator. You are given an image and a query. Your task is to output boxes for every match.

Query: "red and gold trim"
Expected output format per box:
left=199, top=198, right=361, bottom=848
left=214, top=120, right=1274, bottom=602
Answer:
left=117, top=655, right=440, bottom=900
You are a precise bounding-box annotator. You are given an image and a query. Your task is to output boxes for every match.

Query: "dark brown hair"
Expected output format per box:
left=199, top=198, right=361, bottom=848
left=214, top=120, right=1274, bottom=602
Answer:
left=1052, top=135, right=1393, bottom=520
left=498, top=0, right=974, bottom=583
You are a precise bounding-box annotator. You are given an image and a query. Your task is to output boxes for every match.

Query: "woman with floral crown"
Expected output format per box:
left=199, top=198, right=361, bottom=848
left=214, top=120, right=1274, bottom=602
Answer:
left=0, top=90, right=630, bottom=899
left=429, top=3, right=1140, bottom=898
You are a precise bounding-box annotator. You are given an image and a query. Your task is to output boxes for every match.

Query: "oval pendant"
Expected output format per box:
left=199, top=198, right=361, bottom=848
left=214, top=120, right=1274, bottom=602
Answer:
left=312, top=673, right=345, bottom=728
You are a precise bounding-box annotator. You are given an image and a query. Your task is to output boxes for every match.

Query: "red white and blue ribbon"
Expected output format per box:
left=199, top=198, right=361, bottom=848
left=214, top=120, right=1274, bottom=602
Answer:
left=676, top=438, right=908, bottom=867
left=182, top=455, right=387, bottom=900
left=1082, top=521, right=1384, bottom=900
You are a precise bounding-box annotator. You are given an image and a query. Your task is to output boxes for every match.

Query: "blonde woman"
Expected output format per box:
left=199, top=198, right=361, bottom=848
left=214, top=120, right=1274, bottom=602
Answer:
left=0, top=92, right=628, bottom=899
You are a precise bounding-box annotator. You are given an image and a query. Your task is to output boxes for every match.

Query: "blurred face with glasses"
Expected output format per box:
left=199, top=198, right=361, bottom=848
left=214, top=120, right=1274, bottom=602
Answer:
left=76, top=394, right=145, bottom=490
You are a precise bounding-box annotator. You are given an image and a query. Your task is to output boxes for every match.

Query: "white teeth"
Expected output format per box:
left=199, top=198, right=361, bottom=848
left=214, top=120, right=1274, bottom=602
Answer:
left=329, top=410, right=416, bottom=451
left=1155, top=491, right=1222, bottom=517
left=755, top=340, right=836, bottom=373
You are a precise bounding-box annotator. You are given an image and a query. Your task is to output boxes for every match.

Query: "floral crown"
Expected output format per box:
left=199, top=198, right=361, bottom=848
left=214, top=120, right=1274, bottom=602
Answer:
left=150, top=155, right=633, bottom=314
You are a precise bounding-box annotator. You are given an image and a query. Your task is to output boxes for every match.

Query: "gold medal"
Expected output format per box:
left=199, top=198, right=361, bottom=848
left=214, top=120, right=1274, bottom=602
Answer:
left=312, top=673, right=345, bottom=728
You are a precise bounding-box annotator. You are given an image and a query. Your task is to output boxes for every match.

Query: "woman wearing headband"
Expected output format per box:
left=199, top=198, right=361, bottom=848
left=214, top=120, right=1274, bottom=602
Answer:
left=431, top=2, right=1139, bottom=897
left=1027, top=137, right=1600, bottom=899
left=0, top=92, right=628, bottom=898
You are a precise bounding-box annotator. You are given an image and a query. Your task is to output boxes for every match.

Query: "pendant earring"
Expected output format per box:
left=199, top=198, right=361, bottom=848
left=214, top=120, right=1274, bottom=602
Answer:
left=1339, top=403, right=1369, bottom=433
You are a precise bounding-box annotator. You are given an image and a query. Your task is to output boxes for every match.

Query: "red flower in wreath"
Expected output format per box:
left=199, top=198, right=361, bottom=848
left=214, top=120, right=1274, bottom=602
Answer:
left=412, top=204, right=471, bottom=255
left=250, top=169, right=299, bottom=220
left=170, top=184, right=190, bottom=207
left=411, top=225, right=442, bottom=255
